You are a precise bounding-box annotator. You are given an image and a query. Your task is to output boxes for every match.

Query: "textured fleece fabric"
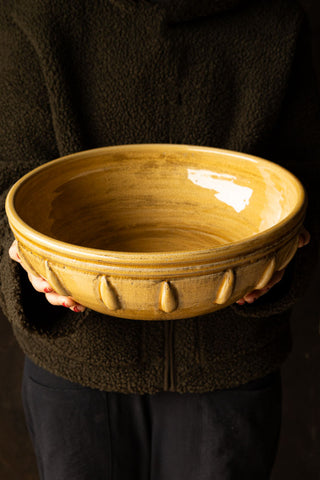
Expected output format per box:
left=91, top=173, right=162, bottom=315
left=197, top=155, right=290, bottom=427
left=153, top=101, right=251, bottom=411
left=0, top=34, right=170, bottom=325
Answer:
left=0, top=0, right=319, bottom=393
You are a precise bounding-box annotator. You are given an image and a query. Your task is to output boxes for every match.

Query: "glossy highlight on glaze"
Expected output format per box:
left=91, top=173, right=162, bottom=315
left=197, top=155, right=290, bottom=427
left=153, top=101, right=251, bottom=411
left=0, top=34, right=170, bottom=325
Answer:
left=187, top=169, right=253, bottom=213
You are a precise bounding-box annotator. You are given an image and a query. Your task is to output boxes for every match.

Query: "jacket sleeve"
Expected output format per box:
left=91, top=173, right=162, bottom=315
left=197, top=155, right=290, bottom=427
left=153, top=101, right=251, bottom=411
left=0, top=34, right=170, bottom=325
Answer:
left=0, top=9, right=87, bottom=335
left=230, top=16, right=320, bottom=319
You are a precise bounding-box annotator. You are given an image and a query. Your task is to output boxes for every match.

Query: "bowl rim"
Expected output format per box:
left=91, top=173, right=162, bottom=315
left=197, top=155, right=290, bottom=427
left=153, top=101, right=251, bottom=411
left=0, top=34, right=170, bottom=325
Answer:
left=5, top=143, right=307, bottom=267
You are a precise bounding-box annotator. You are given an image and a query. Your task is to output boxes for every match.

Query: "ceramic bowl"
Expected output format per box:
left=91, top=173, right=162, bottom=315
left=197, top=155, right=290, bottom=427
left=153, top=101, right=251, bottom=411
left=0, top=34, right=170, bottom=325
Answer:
left=5, top=144, right=306, bottom=320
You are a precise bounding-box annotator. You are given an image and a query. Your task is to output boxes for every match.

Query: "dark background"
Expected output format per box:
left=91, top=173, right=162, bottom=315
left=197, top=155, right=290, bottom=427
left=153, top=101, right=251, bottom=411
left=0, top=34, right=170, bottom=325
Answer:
left=1, top=1, right=319, bottom=478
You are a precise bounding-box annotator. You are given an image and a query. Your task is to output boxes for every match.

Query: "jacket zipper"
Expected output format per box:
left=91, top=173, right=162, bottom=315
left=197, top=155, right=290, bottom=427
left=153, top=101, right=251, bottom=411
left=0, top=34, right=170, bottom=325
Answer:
left=164, top=320, right=175, bottom=391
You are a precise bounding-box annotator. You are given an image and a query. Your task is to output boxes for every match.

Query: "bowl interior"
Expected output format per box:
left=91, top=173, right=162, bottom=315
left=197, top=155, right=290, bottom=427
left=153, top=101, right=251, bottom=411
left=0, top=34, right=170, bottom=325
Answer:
left=12, top=146, right=302, bottom=253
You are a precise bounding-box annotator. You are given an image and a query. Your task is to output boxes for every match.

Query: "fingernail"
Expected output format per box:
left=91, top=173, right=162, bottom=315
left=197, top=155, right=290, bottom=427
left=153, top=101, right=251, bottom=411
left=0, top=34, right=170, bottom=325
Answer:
left=62, top=302, right=69, bottom=308
left=44, top=287, right=52, bottom=293
left=248, top=298, right=256, bottom=303
left=72, top=305, right=85, bottom=313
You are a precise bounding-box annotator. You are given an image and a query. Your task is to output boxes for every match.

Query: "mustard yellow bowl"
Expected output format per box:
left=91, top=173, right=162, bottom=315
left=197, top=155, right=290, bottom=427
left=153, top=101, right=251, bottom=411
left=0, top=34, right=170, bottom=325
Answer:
left=5, top=144, right=306, bottom=320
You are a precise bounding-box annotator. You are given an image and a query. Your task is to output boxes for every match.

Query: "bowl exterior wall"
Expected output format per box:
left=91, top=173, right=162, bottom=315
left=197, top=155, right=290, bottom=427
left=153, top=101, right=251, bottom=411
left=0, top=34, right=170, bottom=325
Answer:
left=14, top=233, right=300, bottom=320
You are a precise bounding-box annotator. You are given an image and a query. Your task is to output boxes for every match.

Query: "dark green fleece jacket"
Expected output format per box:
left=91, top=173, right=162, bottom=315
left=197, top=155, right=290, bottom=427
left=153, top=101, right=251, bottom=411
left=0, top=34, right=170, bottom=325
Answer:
left=0, top=0, right=319, bottom=393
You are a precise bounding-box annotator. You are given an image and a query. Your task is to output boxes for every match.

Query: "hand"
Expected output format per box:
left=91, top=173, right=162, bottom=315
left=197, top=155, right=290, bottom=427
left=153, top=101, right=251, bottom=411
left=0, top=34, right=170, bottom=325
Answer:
left=9, top=240, right=86, bottom=313
left=236, top=227, right=311, bottom=305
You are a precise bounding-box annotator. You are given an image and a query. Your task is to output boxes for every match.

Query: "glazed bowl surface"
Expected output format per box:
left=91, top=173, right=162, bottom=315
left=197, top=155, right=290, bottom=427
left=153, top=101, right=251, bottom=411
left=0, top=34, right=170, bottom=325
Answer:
left=5, top=144, right=306, bottom=320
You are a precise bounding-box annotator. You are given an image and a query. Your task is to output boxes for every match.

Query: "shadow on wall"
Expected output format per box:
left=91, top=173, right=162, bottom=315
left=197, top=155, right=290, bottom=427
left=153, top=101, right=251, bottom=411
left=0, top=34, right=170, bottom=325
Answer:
left=0, top=1, right=320, bottom=479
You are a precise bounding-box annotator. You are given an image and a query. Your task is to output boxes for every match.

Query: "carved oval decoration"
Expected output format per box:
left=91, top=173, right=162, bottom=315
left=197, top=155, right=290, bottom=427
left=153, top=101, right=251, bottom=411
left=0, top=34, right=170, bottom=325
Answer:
left=99, top=276, right=120, bottom=311
left=159, top=281, right=178, bottom=313
left=214, top=269, right=234, bottom=305
left=16, top=243, right=39, bottom=277
left=255, top=257, right=276, bottom=290
left=45, top=260, right=69, bottom=296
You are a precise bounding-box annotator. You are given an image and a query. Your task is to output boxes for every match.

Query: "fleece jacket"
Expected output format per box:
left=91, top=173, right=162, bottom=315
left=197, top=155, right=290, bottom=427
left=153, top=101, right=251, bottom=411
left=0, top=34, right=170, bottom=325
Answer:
left=0, top=0, right=319, bottom=393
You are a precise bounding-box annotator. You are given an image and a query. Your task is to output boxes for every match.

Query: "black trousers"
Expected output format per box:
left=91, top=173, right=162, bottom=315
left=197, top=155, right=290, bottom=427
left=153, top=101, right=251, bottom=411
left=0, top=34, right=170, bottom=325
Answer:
left=22, top=357, right=282, bottom=480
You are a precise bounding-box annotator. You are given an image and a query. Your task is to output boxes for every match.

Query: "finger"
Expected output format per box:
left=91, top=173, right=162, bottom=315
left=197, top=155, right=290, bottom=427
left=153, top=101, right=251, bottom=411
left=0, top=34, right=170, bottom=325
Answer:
left=9, top=241, right=85, bottom=312
left=10, top=242, right=55, bottom=293
left=45, top=291, right=86, bottom=312
left=8, top=240, right=21, bottom=263
left=27, top=271, right=54, bottom=294
left=239, top=269, right=286, bottom=304
left=29, top=273, right=85, bottom=312
left=236, top=298, right=246, bottom=305
left=298, top=227, right=311, bottom=248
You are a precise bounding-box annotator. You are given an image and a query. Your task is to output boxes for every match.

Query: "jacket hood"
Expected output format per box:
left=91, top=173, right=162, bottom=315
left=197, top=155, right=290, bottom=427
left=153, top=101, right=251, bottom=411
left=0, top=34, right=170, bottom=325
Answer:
left=147, top=0, right=246, bottom=21
left=118, top=0, right=247, bottom=23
